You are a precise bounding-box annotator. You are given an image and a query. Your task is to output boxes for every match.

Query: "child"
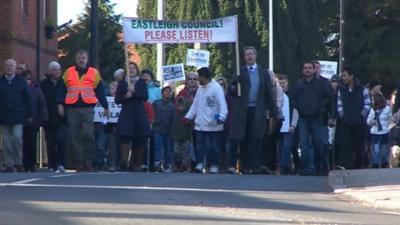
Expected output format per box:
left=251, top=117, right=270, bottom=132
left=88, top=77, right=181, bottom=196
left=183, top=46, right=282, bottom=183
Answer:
left=173, top=96, right=193, bottom=172
left=367, top=92, right=392, bottom=168
left=152, top=86, right=176, bottom=172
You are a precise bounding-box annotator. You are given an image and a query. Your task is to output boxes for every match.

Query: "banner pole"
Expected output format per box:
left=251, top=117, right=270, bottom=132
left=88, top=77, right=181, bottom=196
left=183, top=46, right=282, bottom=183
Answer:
left=235, top=15, right=241, bottom=97
left=124, top=43, right=131, bottom=85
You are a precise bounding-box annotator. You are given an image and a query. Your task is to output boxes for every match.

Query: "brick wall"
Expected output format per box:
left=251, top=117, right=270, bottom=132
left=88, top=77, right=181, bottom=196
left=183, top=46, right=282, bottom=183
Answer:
left=0, top=0, right=58, bottom=80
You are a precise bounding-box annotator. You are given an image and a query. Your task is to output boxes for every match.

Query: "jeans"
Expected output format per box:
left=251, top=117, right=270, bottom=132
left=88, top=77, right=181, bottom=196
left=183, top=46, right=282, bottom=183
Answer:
left=95, top=123, right=107, bottom=167
left=0, top=125, right=23, bottom=167
left=314, top=126, right=330, bottom=173
left=195, top=131, right=220, bottom=167
left=371, top=134, right=389, bottom=166
left=154, top=132, right=172, bottom=165
left=45, top=125, right=66, bottom=170
left=298, top=116, right=324, bottom=174
left=279, top=132, right=293, bottom=168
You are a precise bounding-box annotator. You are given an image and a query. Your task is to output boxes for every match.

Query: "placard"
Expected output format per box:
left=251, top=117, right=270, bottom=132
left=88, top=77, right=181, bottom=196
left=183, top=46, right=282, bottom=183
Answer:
left=162, top=63, right=186, bottom=83
left=319, top=60, right=338, bottom=79
left=94, top=97, right=121, bottom=123
left=186, top=49, right=210, bottom=68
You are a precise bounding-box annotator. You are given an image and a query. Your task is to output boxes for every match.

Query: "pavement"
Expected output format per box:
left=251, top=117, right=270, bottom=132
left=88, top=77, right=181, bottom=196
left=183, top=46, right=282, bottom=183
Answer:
left=329, top=168, right=400, bottom=210
left=0, top=172, right=399, bottom=225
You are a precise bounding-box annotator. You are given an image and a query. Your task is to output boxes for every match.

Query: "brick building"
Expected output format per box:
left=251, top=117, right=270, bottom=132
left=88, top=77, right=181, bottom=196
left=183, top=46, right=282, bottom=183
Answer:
left=0, top=0, right=58, bottom=80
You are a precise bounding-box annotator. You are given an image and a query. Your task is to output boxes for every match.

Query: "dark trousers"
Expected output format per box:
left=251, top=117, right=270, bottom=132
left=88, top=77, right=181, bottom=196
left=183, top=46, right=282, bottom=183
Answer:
left=23, top=126, right=39, bottom=171
left=338, top=123, right=366, bottom=169
left=239, top=107, right=262, bottom=171
left=314, top=126, right=331, bottom=173
left=262, top=119, right=282, bottom=171
left=45, top=126, right=66, bottom=170
left=291, top=128, right=301, bottom=171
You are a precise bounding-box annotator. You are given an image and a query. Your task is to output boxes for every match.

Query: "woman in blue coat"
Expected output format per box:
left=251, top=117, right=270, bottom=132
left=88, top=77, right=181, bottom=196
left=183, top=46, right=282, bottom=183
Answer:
left=115, top=63, right=150, bottom=171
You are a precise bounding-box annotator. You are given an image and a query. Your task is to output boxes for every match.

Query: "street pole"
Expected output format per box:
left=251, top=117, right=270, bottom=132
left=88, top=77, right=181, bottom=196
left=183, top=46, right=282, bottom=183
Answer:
left=90, top=0, right=99, bottom=68
left=269, top=0, right=273, bottom=71
left=156, top=0, right=165, bottom=83
left=339, top=0, right=344, bottom=73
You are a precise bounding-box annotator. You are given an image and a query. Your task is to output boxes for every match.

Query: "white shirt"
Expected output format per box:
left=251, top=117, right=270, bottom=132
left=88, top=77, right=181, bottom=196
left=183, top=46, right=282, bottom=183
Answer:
left=367, top=105, right=392, bottom=135
left=185, top=79, right=228, bottom=132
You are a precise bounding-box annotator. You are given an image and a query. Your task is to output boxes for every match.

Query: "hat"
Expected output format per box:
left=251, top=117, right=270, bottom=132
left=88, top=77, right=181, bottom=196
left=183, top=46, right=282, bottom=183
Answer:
left=368, top=79, right=382, bottom=90
left=113, top=68, right=124, bottom=78
left=197, top=67, right=212, bottom=79
left=330, top=74, right=339, bottom=82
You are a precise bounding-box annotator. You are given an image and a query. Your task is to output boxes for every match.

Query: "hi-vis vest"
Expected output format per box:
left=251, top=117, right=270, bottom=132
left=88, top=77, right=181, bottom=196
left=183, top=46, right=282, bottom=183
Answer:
left=65, top=66, right=98, bottom=105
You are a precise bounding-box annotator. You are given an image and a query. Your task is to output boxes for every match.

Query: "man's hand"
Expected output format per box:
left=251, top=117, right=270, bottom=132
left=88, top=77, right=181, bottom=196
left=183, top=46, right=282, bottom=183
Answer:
left=58, top=104, right=64, bottom=117
left=289, top=126, right=295, bottom=133
left=182, top=118, right=192, bottom=125
left=104, top=109, right=111, bottom=120
left=328, top=118, right=335, bottom=127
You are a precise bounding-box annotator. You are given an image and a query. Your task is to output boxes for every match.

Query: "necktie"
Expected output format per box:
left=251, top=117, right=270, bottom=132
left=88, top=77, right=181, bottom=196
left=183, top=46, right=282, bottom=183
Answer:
left=249, top=66, right=254, bottom=72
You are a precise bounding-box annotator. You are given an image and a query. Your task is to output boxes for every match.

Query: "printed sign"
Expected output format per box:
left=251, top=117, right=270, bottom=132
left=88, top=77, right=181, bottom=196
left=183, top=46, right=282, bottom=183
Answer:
left=186, top=49, right=210, bottom=68
left=319, top=60, right=338, bottom=79
left=162, top=64, right=186, bottom=83
left=123, top=16, right=238, bottom=44
left=94, top=97, right=121, bottom=123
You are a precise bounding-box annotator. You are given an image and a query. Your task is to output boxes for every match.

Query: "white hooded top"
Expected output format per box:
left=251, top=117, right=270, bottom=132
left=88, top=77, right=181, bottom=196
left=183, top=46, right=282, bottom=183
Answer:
left=185, top=79, right=228, bottom=132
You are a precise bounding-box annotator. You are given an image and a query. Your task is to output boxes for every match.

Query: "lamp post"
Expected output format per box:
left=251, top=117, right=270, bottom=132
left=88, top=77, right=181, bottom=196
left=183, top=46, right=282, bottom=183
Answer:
left=156, top=0, right=165, bottom=83
left=90, top=0, right=99, bottom=68
left=269, top=0, right=273, bottom=71
left=339, top=0, right=345, bottom=72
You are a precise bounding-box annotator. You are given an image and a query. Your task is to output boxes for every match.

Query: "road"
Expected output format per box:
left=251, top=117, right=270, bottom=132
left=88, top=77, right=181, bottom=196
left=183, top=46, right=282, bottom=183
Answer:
left=0, top=172, right=399, bottom=225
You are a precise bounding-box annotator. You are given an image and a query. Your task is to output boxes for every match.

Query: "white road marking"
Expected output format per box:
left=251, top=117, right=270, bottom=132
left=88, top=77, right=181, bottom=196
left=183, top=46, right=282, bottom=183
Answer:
left=8, top=178, right=43, bottom=185
left=0, top=182, right=281, bottom=194
left=49, top=174, right=76, bottom=178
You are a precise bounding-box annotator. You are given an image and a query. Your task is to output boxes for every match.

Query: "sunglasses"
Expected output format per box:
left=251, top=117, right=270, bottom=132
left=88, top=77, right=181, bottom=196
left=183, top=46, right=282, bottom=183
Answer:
left=188, top=78, right=198, bottom=81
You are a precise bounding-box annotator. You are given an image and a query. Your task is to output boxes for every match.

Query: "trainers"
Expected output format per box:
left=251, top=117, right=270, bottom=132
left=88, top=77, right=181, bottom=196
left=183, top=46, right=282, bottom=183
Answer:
left=154, top=161, right=162, bottom=172
left=163, top=164, right=172, bottom=173
left=195, top=163, right=204, bottom=173
left=227, top=166, right=237, bottom=174
left=209, top=165, right=219, bottom=174
left=141, top=165, right=149, bottom=172
left=108, top=166, right=115, bottom=172
left=57, top=165, right=65, bottom=173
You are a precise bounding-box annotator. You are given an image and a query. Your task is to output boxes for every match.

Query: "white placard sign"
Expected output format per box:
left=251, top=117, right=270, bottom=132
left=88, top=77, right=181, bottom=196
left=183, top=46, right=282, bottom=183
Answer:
left=94, top=96, right=121, bottom=123
left=319, top=60, right=338, bottom=79
left=162, top=63, right=186, bottom=83
left=186, top=49, right=210, bottom=68
left=122, top=16, right=238, bottom=44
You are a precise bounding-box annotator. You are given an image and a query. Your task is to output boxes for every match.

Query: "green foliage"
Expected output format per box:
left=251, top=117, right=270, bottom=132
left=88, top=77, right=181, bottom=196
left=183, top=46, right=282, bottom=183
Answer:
left=136, top=0, right=328, bottom=82
left=319, top=0, right=400, bottom=95
left=58, top=0, right=124, bottom=83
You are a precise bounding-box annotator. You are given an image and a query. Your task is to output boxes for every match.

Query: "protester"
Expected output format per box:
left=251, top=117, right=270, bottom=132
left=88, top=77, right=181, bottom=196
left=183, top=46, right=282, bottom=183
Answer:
left=0, top=59, right=32, bottom=172
left=104, top=81, right=120, bottom=172
left=172, top=95, right=193, bottom=172
left=216, top=77, right=229, bottom=172
left=277, top=74, right=299, bottom=175
left=313, top=60, right=336, bottom=175
left=113, top=68, right=125, bottom=82
left=57, top=50, right=110, bottom=171
left=177, top=72, right=198, bottom=102
left=368, top=80, right=383, bottom=96
left=262, top=71, right=284, bottom=174
left=367, top=92, right=392, bottom=168
left=152, top=86, right=175, bottom=172
left=185, top=67, right=228, bottom=174
left=22, top=71, right=48, bottom=172
left=228, top=47, right=277, bottom=174
left=290, top=62, right=335, bottom=176
left=336, top=66, right=371, bottom=170
left=142, top=69, right=161, bottom=103
left=41, top=61, right=67, bottom=172
left=115, top=67, right=150, bottom=171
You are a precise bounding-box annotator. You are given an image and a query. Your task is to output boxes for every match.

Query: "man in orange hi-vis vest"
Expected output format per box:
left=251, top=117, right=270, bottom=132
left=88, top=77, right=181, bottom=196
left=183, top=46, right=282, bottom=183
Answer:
left=57, top=50, right=110, bottom=172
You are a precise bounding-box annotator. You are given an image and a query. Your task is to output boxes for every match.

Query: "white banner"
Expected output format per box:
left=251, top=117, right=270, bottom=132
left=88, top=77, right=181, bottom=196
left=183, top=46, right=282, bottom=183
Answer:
left=319, top=60, right=338, bottom=79
left=162, top=64, right=186, bottom=83
left=123, top=16, right=238, bottom=44
left=94, top=97, right=121, bottom=124
left=186, top=49, right=210, bottom=68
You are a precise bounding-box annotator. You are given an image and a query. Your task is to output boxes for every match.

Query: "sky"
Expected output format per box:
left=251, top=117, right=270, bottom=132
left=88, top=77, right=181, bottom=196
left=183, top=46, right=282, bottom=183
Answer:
left=57, top=0, right=138, bottom=25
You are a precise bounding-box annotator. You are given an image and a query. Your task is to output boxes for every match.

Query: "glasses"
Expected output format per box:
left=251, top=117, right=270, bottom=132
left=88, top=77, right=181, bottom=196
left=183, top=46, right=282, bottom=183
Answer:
left=188, top=78, right=198, bottom=81
left=17, top=67, right=23, bottom=70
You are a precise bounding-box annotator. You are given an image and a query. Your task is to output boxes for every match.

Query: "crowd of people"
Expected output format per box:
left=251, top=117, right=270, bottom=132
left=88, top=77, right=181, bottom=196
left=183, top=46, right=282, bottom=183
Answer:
left=1, top=47, right=399, bottom=175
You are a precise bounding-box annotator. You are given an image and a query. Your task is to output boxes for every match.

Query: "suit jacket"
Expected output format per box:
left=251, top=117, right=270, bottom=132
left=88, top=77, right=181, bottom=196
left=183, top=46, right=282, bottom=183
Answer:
left=228, top=65, right=277, bottom=140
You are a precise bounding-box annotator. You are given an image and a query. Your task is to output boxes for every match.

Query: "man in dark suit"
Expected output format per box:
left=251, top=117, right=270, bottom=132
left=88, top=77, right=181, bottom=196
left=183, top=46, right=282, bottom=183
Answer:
left=228, top=46, right=277, bottom=174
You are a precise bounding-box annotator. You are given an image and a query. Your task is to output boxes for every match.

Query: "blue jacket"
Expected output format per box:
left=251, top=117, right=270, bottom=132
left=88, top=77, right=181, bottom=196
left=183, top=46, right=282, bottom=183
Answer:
left=0, top=74, right=33, bottom=125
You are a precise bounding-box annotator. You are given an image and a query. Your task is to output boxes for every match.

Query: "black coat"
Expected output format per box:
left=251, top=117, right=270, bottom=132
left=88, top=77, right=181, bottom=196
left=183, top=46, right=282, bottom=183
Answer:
left=25, top=83, right=48, bottom=127
left=40, top=78, right=67, bottom=128
left=0, top=75, right=32, bottom=125
left=115, top=79, right=151, bottom=138
left=228, top=66, right=277, bottom=140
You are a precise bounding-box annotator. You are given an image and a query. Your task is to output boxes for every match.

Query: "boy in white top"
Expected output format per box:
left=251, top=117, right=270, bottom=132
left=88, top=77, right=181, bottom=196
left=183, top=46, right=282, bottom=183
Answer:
left=185, top=67, right=228, bottom=173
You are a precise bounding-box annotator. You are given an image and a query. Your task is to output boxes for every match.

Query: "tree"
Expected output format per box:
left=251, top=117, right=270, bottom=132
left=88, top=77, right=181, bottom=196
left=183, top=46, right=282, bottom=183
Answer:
left=58, top=0, right=124, bottom=82
left=136, top=0, right=328, bottom=82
